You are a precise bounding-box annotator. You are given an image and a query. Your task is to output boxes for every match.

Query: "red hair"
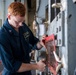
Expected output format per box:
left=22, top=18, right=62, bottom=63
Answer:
left=8, top=2, right=26, bottom=17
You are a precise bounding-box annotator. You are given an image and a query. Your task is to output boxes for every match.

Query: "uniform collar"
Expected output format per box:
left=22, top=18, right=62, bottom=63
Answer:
left=3, top=18, right=19, bottom=36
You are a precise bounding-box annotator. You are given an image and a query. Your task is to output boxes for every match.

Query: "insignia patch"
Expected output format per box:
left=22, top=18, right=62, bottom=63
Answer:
left=23, top=32, right=30, bottom=41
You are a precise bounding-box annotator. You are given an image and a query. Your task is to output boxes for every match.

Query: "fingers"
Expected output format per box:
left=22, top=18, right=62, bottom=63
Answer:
left=40, top=64, right=46, bottom=72
left=40, top=59, right=46, bottom=64
left=37, top=60, right=46, bottom=72
left=38, top=63, right=46, bottom=71
left=40, top=58, right=45, bottom=61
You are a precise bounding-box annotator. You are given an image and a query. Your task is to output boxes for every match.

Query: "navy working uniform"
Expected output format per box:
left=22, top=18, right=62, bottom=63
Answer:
left=0, top=19, right=39, bottom=75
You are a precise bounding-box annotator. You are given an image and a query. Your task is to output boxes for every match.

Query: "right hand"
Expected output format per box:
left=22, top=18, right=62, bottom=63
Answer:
left=36, top=59, right=46, bottom=72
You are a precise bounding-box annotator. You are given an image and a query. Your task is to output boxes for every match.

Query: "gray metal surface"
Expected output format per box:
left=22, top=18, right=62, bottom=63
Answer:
left=47, top=0, right=76, bottom=75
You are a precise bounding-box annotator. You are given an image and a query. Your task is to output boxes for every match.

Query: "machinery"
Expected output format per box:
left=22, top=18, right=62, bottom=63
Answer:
left=35, top=0, right=76, bottom=75
left=0, top=0, right=76, bottom=75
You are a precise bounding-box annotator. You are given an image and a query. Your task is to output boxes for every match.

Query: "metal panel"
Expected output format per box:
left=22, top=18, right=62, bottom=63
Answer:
left=67, top=0, right=76, bottom=75
left=47, top=11, right=65, bottom=46
left=56, top=11, right=65, bottom=46
left=47, top=0, right=76, bottom=75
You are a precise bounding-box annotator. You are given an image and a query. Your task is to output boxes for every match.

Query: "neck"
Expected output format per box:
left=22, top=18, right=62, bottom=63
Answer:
left=8, top=19, right=19, bottom=32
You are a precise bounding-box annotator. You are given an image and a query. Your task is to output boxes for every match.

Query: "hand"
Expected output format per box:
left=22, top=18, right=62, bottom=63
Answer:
left=36, top=59, right=46, bottom=72
left=36, top=35, right=48, bottom=49
left=41, top=35, right=47, bottom=41
left=40, top=35, right=47, bottom=48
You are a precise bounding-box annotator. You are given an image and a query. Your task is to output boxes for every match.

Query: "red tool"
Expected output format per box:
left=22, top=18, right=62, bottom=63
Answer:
left=42, top=34, right=58, bottom=75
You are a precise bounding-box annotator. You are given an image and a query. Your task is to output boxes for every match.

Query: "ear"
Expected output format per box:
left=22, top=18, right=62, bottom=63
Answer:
left=7, top=13, right=11, bottom=19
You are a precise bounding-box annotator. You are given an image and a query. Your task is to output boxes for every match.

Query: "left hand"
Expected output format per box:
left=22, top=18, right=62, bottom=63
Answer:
left=40, top=35, right=47, bottom=48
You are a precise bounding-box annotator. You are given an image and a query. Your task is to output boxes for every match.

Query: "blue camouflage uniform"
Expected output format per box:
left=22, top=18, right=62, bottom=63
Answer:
left=0, top=19, right=39, bottom=75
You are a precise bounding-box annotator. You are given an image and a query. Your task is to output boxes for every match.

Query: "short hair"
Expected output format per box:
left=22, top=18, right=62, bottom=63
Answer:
left=8, top=2, right=26, bottom=17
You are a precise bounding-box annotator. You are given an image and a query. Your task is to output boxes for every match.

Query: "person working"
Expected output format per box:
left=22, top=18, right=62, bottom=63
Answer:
left=0, top=2, right=46, bottom=75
